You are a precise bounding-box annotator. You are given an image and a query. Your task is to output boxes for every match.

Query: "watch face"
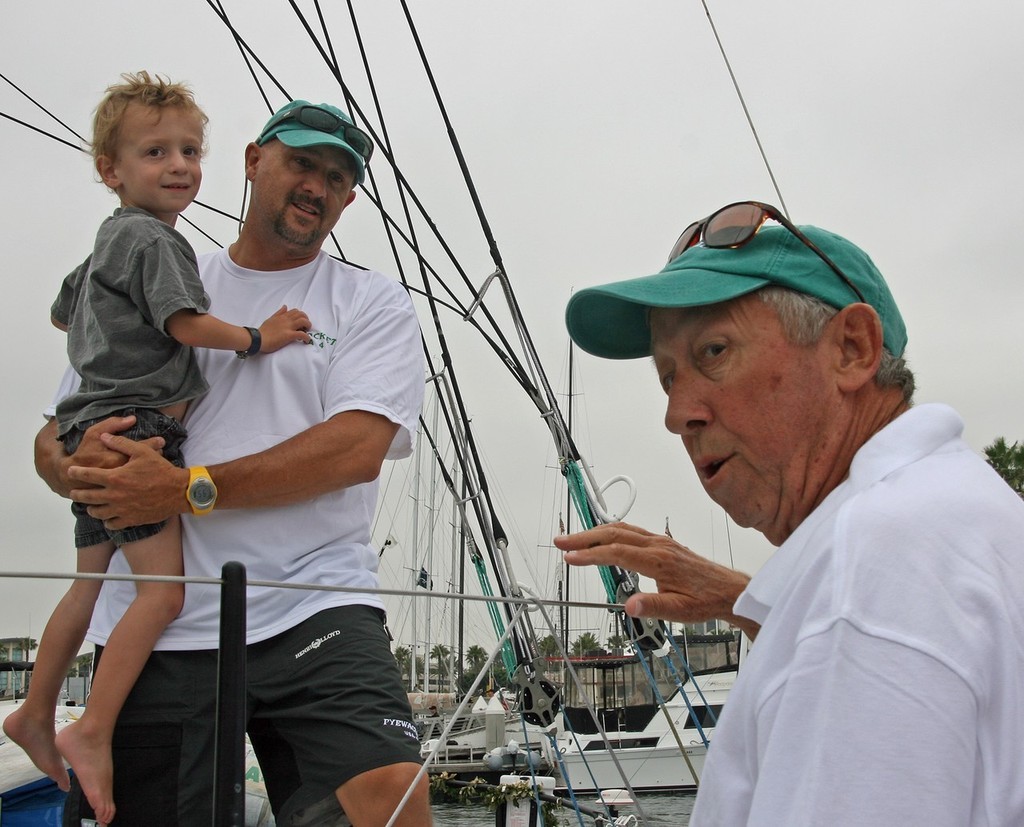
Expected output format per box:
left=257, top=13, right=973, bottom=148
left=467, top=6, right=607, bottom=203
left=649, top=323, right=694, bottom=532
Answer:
left=190, top=479, right=217, bottom=508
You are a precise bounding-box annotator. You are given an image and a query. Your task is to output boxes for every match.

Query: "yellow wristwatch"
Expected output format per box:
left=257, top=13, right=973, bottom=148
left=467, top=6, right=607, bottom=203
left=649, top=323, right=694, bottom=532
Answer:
left=187, top=466, right=218, bottom=515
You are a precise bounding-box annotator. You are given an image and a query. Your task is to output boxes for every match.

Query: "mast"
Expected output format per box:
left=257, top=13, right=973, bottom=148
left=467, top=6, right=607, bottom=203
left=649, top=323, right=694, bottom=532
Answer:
left=456, top=467, right=467, bottom=694
left=424, top=393, right=438, bottom=693
left=410, top=419, right=421, bottom=692
left=561, top=338, right=575, bottom=656
left=448, top=458, right=458, bottom=695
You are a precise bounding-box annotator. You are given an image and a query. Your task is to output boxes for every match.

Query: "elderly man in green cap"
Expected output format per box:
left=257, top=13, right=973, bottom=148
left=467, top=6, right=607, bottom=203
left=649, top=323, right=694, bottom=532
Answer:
left=556, top=202, right=1024, bottom=826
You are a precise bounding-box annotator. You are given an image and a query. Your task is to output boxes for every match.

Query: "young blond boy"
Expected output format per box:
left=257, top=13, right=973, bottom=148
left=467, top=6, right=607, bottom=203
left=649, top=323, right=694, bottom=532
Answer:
left=2, top=72, right=311, bottom=824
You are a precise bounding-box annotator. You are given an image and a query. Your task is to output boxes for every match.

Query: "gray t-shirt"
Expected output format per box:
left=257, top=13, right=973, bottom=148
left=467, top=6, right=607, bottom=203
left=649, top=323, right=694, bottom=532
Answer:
left=51, top=207, right=210, bottom=436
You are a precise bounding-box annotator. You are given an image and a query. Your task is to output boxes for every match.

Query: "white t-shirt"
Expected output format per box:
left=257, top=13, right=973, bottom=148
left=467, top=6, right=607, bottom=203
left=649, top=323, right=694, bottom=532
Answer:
left=691, top=404, right=1024, bottom=827
left=77, top=248, right=425, bottom=650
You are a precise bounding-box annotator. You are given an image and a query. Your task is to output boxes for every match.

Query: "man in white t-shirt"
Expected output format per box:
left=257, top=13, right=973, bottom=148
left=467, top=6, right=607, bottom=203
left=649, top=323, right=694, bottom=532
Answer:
left=37, top=101, right=429, bottom=826
left=555, top=201, right=1024, bottom=826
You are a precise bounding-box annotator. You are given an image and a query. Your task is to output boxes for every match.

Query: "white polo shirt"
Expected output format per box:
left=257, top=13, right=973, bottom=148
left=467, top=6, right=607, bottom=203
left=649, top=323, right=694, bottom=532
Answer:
left=691, top=404, right=1024, bottom=826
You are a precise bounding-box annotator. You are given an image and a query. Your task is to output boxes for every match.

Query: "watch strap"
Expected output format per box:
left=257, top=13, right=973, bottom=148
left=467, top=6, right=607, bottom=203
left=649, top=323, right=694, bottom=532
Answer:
left=235, top=326, right=262, bottom=359
left=187, top=466, right=217, bottom=515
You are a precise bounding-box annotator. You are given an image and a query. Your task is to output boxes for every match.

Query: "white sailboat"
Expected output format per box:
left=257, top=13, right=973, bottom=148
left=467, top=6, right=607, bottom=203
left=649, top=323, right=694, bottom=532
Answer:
left=554, top=632, right=742, bottom=793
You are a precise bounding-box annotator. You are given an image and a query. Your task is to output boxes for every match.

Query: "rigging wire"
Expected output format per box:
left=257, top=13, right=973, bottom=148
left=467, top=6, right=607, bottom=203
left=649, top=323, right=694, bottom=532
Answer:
left=329, top=0, right=519, bottom=615
left=0, top=70, right=86, bottom=143
left=0, top=111, right=82, bottom=152
left=699, top=0, right=790, bottom=218
left=194, top=2, right=587, bottom=683
left=376, top=4, right=676, bottom=730
left=204, top=0, right=288, bottom=109
left=268, top=1, right=542, bottom=396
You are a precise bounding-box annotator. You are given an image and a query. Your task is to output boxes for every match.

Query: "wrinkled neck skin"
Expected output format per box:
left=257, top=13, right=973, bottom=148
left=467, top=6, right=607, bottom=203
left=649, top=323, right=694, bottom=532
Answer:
left=765, top=389, right=909, bottom=545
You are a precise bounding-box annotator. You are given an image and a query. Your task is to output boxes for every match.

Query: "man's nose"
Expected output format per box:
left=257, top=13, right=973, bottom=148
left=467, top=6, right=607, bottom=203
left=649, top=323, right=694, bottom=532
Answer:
left=664, top=381, right=710, bottom=436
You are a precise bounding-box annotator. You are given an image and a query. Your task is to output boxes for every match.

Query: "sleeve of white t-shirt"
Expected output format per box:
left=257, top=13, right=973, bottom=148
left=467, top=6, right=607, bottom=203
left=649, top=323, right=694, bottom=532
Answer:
left=745, top=620, right=976, bottom=826
left=321, top=281, right=424, bottom=460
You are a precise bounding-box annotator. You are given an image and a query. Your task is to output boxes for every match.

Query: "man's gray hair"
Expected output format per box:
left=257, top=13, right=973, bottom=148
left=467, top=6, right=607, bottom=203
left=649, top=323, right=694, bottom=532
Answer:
left=758, top=286, right=915, bottom=404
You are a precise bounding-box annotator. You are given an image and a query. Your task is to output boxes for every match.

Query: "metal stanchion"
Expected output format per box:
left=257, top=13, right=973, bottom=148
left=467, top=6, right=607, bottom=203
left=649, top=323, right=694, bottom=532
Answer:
left=213, top=561, right=247, bottom=827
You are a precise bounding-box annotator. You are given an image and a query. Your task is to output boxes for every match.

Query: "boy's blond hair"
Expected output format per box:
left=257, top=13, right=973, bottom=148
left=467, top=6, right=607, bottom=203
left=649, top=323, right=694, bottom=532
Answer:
left=91, top=71, right=208, bottom=162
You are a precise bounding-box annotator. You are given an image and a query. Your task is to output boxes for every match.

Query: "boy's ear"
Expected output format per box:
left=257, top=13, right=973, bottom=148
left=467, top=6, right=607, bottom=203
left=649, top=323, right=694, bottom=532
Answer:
left=96, top=156, right=119, bottom=190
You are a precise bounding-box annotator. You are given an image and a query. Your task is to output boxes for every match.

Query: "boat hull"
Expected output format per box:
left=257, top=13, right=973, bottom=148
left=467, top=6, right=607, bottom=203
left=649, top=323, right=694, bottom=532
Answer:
left=557, top=741, right=707, bottom=793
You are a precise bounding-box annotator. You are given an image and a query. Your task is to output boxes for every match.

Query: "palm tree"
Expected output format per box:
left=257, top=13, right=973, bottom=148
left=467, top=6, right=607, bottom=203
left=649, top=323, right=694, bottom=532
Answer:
left=393, top=645, right=411, bottom=681
left=454, top=645, right=486, bottom=694
left=537, top=634, right=560, bottom=658
left=70, top=652, right=94, bottom=678
left=430, top=643, right=451, bottom=688
left=0, top=637, right=37, bottom=662
left=571, top=632, right=601, bottom=656
left=464, top=644, right=488, bottom=676
left=984, top=437, right=1024, bottom=497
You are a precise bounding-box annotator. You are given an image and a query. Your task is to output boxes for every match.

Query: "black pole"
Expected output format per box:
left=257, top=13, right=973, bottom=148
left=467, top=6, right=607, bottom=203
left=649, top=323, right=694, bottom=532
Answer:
left=213, top=561, right=247, bottom=827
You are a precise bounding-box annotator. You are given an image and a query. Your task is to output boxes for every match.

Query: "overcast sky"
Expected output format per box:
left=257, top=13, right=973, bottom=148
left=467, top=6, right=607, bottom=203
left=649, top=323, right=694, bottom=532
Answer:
left=1, top=1, right=1022, bottom=658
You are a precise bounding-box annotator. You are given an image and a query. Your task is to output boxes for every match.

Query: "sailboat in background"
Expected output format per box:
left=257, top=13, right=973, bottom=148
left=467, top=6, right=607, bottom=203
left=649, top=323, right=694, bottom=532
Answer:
left=555, top=630, right=742, bottom=793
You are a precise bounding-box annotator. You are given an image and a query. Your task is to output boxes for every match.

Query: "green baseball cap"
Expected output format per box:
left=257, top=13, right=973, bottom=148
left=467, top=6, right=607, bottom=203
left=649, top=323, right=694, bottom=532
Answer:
left=565, top=224, right=907, bottom=359
left=256, top=100, right=372, bottom=185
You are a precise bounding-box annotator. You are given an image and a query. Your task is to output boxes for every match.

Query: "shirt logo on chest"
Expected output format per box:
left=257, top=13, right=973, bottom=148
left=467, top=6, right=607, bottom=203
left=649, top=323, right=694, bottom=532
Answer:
left=308, top=330, right=338, bottom=350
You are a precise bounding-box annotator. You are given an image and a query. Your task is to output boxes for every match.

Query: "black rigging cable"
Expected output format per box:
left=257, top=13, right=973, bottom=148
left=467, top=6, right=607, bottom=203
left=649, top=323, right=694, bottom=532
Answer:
left=699, top=0, right=790, bottom=217
left=0, top=70, right=86, bottom=144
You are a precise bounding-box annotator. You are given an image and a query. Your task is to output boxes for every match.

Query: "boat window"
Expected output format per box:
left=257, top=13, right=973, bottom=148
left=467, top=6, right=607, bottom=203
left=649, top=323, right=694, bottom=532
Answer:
left=583, top=737, right=660, bottom=751
left=683, top=704, right=724, bottom=729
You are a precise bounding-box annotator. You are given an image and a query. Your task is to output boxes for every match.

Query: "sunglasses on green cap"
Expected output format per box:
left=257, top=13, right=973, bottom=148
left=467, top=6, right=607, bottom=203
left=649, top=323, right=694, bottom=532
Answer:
left=258, top=104, right=374, bottom=164
left=667, top=201, right=866, bottom=304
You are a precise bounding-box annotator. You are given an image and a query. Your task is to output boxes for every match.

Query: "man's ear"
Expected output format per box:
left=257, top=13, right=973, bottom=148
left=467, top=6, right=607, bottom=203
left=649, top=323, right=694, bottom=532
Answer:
left=243, top=142, right=261, bottom=181
left=96, top=156, right=119, bottom=190
left=831, top=303, right=884, bottom=392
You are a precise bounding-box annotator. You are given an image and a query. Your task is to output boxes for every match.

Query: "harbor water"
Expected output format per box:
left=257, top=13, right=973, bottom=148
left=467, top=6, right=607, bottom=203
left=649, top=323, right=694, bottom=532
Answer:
left=430, top=791, right=695, bottom=825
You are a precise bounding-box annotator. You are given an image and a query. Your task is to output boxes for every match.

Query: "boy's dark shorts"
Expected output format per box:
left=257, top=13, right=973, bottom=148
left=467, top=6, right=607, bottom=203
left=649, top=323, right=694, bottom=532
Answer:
left=62, top=605, right=422, bottom=826
left=60, top=407, right=187, bottom=548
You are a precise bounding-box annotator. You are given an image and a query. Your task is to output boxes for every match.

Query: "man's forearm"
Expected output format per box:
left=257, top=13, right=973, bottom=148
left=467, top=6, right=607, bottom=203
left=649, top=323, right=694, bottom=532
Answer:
left=207, top=411, right=399, bottom=510
left=68, top=410, right=401, bottom=527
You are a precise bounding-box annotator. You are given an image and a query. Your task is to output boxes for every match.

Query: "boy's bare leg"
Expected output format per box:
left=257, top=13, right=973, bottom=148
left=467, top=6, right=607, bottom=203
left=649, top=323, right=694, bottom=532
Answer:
left=3, top=541, right=112, bottom=791
left=56, top=518, right=185, bottom=826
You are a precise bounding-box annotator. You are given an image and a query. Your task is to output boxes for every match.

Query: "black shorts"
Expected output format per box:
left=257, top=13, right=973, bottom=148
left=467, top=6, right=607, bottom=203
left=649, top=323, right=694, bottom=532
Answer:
left=62, top=605, right=421, bottom=826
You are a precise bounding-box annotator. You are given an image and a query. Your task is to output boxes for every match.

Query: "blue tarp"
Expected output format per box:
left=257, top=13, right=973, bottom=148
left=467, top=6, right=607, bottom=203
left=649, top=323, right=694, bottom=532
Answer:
left=0, top=776, right=66, bottom=826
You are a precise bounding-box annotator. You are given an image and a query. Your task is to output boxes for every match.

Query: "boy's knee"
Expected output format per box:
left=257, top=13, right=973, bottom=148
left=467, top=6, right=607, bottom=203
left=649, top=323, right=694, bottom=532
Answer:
left=150, top=583, right=185, bottom=624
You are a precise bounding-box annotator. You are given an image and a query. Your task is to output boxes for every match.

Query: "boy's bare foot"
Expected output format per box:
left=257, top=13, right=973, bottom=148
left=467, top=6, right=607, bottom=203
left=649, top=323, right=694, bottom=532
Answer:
left=55, top=720, right=116, bottom=825
left=2, top=706, right=71, bottom=791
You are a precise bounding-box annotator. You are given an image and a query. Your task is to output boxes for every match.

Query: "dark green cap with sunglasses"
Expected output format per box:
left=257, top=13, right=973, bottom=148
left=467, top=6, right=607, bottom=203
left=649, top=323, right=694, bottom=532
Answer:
left=256, top=100, right=374, bottom=185
left=565, top=212, right=907, bottom=360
